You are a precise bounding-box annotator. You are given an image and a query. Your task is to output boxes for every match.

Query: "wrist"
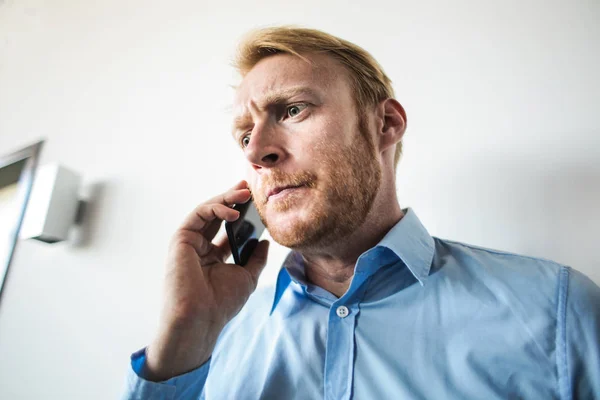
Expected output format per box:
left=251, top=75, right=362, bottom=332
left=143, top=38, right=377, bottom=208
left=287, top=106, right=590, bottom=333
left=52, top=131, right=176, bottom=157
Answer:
left=144, top=322, right=221, bottom=381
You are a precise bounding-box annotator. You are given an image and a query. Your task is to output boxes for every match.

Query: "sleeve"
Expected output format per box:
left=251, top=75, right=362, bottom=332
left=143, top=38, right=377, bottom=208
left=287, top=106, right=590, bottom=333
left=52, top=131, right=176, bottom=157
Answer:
left=558, top=267, right=600, bottom=400
left=120, top=347, right=211, bottom=400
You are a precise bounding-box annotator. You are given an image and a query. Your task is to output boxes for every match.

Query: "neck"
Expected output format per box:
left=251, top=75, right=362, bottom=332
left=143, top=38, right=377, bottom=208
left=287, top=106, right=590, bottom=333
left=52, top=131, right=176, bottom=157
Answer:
left=298, top=191, right=404, bottom=298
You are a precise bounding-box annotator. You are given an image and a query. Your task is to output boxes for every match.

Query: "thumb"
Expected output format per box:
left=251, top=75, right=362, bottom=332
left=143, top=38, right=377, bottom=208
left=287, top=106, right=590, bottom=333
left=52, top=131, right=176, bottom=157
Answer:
left=245, top=240, right=270, bottom=287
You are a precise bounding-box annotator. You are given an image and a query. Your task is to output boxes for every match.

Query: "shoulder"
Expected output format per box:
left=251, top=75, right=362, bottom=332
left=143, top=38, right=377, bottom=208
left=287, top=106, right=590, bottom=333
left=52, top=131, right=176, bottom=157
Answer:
left=432, top=236, right=600, bottom=313
left=433, top=237, right=566, bottom=283
left=429, top=237, right=571, bottom=317
left=430, top=238, right=600, bottom=395
left=564, top=267, right=600, bottom=318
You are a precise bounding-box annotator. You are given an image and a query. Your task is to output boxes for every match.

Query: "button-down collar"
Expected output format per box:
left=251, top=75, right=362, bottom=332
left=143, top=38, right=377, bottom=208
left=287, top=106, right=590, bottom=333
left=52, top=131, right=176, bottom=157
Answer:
left=270, top=207, right=434, bottom=314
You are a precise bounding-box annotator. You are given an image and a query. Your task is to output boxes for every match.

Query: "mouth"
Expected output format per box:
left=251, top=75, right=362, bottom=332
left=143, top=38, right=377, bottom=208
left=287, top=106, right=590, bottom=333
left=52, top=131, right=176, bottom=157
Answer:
left=266, top=184, right=305, bottom=202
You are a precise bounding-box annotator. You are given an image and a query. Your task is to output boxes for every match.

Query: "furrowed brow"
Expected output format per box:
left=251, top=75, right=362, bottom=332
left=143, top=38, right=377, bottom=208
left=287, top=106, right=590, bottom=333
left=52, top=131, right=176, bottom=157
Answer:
left=258, top=86, right=317, bottom=109
left=231, top=86, right=318, bottom=137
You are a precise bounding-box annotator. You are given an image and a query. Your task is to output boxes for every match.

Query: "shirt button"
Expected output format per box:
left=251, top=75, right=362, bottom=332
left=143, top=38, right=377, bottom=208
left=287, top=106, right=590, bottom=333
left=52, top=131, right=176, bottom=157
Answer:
left=336, top=305, right=349, bottom=318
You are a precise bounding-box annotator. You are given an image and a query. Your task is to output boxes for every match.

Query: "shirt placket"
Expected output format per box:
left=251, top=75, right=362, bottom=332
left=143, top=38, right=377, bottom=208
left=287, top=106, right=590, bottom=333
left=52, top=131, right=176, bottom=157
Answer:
left=324, top=300, right=359, bottom=400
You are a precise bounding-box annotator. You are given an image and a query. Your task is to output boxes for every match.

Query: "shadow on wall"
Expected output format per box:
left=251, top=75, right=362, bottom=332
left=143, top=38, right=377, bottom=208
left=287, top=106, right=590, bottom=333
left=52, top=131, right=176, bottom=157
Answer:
left=69, top=181, right=107, bottom=249
left=441, top=153, right=599, bottom=281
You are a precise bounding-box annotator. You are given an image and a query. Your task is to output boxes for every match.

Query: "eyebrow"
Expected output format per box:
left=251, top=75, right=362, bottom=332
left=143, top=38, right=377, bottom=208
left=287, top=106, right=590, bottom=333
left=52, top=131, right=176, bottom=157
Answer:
left=231, top=86, right=319, bottom=137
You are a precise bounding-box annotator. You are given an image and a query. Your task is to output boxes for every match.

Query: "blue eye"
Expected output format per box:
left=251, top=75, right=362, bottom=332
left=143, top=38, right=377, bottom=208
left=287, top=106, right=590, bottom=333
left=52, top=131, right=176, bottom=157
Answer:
left=287, top=104, right=307, bottom=118
left=241, top=135, right=251, bottom=148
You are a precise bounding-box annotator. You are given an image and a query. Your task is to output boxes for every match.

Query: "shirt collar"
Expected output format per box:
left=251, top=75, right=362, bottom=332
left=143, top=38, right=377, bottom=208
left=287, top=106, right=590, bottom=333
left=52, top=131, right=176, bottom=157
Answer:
left=269, top=207, right=435, bottom=314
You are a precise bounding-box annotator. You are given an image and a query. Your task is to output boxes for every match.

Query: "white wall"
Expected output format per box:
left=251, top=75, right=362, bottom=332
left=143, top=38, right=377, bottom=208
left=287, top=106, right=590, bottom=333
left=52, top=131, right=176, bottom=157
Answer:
left=0, top=0, right=598, bottom=398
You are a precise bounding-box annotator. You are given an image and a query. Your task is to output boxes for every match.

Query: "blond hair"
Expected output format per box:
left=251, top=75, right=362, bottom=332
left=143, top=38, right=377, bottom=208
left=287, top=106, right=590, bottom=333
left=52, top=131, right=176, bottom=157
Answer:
left=233, top=26, right=403, bottom=169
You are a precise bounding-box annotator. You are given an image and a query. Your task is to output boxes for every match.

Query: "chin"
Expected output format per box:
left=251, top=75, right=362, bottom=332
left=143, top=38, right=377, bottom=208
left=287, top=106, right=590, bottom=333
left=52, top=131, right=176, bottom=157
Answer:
left=264, top=201, right=332, bottom=249
left=266, top=206, right=309, bottom=237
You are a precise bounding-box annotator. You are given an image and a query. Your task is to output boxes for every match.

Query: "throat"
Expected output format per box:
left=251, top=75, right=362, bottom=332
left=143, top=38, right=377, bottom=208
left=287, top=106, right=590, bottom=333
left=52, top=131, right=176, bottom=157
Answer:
left=303, top=258, right=355, bottom=298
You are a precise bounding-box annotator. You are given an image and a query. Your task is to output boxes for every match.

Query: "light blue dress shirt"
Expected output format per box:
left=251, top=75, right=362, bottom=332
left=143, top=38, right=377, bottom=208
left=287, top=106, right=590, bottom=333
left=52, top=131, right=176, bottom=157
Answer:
left=122, top=208, right=600, bottom=399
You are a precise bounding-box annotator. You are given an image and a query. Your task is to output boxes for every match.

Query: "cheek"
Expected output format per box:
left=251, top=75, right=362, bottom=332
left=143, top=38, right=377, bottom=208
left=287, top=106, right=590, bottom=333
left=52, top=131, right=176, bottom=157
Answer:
left=246, top=168, right=260, bottom=194
left=294, top=121, right=346, bottom=160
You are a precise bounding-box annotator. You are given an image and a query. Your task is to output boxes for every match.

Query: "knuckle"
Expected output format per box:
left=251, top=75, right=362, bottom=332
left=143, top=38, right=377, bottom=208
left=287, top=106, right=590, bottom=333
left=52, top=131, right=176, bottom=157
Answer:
left=208, top=204, right=219, bottom=216
left=171, top=229, right=200, bottom=246
left=200, top=202, right=216, bottom=214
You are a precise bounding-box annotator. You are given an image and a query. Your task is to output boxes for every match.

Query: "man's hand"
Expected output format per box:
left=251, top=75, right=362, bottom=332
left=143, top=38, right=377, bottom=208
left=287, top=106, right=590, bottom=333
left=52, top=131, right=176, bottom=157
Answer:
left=144, top=181, right=269, bottom=381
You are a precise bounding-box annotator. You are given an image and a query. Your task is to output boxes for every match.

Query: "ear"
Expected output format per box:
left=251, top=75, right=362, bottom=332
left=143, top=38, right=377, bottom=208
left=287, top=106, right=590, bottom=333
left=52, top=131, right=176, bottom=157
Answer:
left=375, top=98, right=407, bottom=153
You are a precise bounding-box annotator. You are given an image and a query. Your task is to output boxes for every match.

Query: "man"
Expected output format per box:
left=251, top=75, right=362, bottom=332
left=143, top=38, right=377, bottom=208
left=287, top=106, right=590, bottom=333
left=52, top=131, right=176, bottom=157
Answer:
left=122, top=27, right=600, bottom=399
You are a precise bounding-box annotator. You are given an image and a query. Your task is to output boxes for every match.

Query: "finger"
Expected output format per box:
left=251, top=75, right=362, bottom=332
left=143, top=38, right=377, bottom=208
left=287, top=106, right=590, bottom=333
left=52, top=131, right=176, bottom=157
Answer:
left=178, top=179, right=248, bottom=223
left=170, top=229, right=213, bottom=259
left=205, top=189, right=252, bottom=208
left=203, top=207, right=234, bottom=242
left=244, top=240, right=270, bottom=288
left=232, top=180, right=249, bottom=191
left=181, top=189, right=251, bottom=232
left=212, top=232, right=232, bottom=263
left=205, top=181, right=251, bottom=206
left=207, top=188, right=255, bottom=239
left=183, top=189, right=250, bottom=225
left=188, top=192, right=253, bottom=242
left=180, top=203, right=238, bottom=235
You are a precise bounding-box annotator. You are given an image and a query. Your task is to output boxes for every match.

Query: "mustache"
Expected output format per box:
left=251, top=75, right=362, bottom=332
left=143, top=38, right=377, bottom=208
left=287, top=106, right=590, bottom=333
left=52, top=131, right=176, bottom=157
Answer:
left=253, top=170, right=317, bottom=204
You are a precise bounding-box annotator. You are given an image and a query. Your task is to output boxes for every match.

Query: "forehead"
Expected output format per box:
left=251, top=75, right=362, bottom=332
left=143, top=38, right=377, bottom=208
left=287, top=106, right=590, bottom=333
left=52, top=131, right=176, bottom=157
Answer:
left=233, top=52, right=351, bottom=111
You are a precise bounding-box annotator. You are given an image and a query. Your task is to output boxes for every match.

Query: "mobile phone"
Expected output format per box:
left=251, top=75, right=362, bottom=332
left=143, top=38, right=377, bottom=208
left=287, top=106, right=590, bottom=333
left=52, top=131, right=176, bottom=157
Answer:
left=225, top=199, right=266, bottom=266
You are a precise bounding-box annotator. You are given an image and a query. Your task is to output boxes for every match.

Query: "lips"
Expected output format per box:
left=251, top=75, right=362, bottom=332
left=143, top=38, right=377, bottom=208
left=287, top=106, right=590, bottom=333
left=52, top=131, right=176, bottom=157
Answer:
left=266, top=184, right=304, bottom=201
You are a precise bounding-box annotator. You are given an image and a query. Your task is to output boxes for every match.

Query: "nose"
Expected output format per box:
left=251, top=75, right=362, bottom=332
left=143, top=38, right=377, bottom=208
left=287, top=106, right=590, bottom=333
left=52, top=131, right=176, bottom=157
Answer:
left=244, top=122, right=285, bottom=170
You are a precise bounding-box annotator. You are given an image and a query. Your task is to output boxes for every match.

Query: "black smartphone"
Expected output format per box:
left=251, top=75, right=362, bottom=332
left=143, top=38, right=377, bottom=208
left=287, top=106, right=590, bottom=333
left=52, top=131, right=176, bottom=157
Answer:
left=225, top=199, right=266, bottom=266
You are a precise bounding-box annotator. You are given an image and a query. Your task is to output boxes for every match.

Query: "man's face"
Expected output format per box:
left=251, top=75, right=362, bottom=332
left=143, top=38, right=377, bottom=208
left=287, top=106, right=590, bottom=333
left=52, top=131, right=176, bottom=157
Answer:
left=233, top=53, right=382, bottom=250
